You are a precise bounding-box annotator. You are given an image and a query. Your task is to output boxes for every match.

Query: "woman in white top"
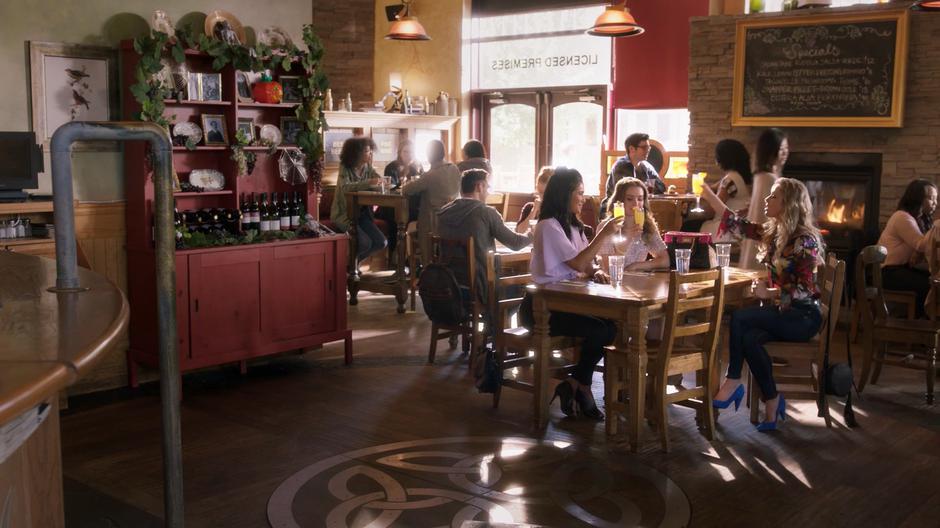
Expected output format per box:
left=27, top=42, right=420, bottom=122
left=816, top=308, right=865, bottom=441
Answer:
left=740, top=128, right=789, bottom=269
left=701, top=139, right=754, bottom=240
left=597, top=177, right=669, bottom=272
left=520, top=167, right=622, bottom=421
left=878, top=178, right=939, bottom=318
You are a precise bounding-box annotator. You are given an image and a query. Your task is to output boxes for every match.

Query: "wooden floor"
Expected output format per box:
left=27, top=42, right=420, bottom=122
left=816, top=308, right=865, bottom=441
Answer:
left=61, top=291, right=940, bottom=527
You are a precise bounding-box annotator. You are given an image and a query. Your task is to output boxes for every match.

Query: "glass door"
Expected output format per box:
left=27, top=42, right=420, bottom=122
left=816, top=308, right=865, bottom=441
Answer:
left=482, top=92, right=539, bottom=193
left=548, top=92, right=604, bottom=196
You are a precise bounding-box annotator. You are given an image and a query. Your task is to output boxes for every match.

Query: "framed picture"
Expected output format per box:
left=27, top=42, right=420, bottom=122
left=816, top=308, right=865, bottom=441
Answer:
left=280, top=117, right=303, bottom=145
left=199, top=73, right=222, bottom=102
left=29, top=41, right=119, bottom=151
left=201, top=114, right=228, bottom=145
left=371, top=129, right=399, bottom=163
left=235, top=71, right=253, bottom=103
left=323, top=128, right=354, bottom=166
left=236, top=117, right=255, bottom=142
left=280, top=75, right=303, bottom=104
left=186, top=72, right=200, bottom=101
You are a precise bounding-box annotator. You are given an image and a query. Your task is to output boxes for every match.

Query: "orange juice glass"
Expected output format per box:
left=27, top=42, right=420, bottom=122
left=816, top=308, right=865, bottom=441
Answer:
left=613, top=202, right=625, bottom=219
left=692, top=172, right=707, bottom=196
left=633, top=207, right=645, bottom=229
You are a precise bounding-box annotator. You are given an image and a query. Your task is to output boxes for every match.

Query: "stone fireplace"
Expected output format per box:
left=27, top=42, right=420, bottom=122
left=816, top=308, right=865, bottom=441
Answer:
left=687, top=3, right=940, bottom=230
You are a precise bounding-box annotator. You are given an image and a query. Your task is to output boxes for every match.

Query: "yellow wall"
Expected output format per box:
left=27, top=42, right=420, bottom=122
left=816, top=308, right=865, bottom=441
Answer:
left=373, top=0, right=464, bottom=129
left=0, top=0, right=311, bottom=200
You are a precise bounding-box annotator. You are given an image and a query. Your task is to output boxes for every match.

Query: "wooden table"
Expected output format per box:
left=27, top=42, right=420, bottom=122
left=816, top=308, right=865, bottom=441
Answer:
left=650, top=193, right=699, bottom=204
left=0, top=251, right=129, bottom=527
left=528, top=267, right=760, bottom=451
left=346, top=191, right=410, bottom=313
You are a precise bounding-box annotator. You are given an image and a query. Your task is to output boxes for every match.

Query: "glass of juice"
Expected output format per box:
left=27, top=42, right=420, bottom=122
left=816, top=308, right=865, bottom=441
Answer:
left=613, top=202, right=625, bottom=219
left=691, top=172, right=706, bottom=213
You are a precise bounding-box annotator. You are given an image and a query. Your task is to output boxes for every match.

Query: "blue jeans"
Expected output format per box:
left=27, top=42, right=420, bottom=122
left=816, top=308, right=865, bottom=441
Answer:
left=356, top=213, right=387, bottom=262
left=728, top=303, right=822, bottom=400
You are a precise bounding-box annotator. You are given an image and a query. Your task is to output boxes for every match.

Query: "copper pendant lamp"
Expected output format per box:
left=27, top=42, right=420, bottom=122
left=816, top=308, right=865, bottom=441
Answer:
left=587, top=2, right=645, bottom=38
left=915, top=0, right=940, bottom=11
left=385, top=0, right=431, bottom=41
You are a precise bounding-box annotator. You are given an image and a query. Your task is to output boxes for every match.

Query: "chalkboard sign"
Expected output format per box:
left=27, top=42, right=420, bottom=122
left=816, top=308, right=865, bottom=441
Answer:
left=732, top=9, right=909, bottom=127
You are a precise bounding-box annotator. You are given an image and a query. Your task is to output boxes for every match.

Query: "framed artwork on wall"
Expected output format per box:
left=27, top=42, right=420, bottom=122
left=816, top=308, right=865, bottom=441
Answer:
left=29, top=41, right=119, bottom=151
left=323, top=128, right=354, bottom=166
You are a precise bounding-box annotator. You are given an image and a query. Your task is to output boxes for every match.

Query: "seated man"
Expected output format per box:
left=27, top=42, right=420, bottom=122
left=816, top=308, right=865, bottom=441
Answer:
left=437, top=169, right=532, bottom=305
left=600, top=132, right=665, bottom=216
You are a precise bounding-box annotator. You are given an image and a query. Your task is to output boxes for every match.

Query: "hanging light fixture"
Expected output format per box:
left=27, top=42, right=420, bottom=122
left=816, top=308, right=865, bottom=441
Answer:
left=915, top=0, right=940, bottom=11
left=385, top=0, right=431, bottom=41
left=587, top=2, right=645, bottom=38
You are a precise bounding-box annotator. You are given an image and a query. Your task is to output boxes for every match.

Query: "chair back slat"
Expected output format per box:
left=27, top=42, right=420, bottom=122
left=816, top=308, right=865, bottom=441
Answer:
left=855, top=245, right=889, bottom=326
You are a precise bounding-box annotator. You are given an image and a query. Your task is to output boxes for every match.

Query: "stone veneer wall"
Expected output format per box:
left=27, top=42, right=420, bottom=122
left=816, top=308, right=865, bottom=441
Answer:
left=688, top=3, right=940, bottom=225
left=313, top=0, right=375, bottom=108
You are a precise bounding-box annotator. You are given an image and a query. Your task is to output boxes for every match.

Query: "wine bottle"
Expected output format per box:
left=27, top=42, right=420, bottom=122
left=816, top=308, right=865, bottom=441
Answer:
left=259, top=192, right=270, bottom=232
left=249, top=192, right=260, bottom=231
left=279, top=192, right=291, bottom=231
left=240, top=193, right=250, bottom=233
left=290, top=191, right=301, bottom=228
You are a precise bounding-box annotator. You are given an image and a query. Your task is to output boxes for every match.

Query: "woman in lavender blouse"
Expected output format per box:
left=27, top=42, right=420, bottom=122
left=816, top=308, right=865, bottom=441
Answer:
left=520, top=167, right=623, bottom=420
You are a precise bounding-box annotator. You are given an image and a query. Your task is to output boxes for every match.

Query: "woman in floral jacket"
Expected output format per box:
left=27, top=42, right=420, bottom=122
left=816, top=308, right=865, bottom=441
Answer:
left=701, top=178, right=825, bottom=432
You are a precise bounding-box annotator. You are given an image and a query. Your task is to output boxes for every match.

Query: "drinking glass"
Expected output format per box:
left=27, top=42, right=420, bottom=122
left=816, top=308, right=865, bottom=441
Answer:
left=608, top=255, right=625, bottom=288
left=690, top=172, right=706, bottom=213
left=715, top=243, right=731, bottom=268
left=675, top=248, right=692, bottom=274
left=612, top=201, right=625, bottom=219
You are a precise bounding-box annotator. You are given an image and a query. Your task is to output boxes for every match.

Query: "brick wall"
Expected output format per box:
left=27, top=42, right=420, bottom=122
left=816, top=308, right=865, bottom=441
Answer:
left=688, top=4, right=940, bottom=225
left=313, top=0, right=375, bottom=108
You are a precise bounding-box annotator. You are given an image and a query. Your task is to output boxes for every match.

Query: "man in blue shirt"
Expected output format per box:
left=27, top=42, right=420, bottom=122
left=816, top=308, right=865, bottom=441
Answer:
left=600, top=132, right=665, bottom=216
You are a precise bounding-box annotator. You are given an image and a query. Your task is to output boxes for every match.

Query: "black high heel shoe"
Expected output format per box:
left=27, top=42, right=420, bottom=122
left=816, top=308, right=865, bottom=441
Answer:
left=550, top=381, right=576, bottom=417
left=575, top=389, right=605, bottom=421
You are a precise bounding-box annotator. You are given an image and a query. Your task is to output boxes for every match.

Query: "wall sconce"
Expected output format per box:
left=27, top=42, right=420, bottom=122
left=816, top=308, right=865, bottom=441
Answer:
left=587, top=2, right=645, bottom=38
left=385, top=0, right=431, bottom=41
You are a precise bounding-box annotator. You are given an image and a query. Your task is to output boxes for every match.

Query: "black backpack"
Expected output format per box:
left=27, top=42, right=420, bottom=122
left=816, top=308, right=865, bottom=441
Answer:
left=418, top=263, right=467, bottom=326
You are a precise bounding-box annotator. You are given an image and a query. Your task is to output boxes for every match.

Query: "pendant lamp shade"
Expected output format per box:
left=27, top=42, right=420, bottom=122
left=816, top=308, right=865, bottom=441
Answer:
left=916, top=0, right=940, bottom=11
left=385, top=2, right=431, bottom=41
left=587, top=3, right=645, bottom=38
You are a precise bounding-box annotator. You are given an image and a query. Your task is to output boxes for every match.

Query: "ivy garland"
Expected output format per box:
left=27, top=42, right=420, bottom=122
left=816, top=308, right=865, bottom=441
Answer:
left=131, top=24, right=329, bottom=180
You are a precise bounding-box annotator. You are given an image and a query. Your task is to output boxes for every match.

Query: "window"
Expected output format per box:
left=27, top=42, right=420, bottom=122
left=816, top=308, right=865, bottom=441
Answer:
left=615, top=109, right=690, bottom=152
left=747, top=0, right=884, bottom=13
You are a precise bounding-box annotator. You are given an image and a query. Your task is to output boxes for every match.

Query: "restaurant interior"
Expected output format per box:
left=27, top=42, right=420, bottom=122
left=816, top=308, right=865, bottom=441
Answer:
left=2, top=0, right=940, bottom=526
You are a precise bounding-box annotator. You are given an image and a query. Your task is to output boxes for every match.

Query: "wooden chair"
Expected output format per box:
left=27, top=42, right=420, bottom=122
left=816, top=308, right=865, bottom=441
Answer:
left=606, top=269, right=726, bottom=452
left=746, top=254, right=846, bottom=427
left=848, top=290, right=916, bottom=342
left=485, top=250, right=578, bottom=409
left=648, top=200, right=682, bottom=233
left=856, top=245, right=940, bottom=404
left=485, top=192, right=510, bottom=218
left=425, top=236, right=483, bottom=366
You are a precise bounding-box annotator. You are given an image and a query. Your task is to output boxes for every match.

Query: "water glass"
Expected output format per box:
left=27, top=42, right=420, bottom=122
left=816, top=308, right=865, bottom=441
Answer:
left=715, top=243, right=732, bottom=268
left=675, top=248, right=691, bottom=274
left=608, top=255, right=625, bottom=287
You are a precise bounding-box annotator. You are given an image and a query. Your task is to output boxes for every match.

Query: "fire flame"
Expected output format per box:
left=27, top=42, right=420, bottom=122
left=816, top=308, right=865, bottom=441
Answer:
left=824, top=198, right=864, bottom=225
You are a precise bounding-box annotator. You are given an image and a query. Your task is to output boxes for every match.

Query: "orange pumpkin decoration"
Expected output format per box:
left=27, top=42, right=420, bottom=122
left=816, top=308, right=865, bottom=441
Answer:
left=251, top=73, right=283, bottom=104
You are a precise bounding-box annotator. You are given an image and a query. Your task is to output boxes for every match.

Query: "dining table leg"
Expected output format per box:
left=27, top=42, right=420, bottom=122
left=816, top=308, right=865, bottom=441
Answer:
left=627, top=307, right=649, bottom=453
left=394, top=215, right=408, bottom=313
left=533, top=292, right=552, bottom=429
left=346, top=195, right=360, bottom=305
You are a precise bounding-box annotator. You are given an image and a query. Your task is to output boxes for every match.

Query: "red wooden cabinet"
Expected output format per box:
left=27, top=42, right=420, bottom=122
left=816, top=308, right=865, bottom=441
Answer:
left=262, top=242, right=335, bottom=341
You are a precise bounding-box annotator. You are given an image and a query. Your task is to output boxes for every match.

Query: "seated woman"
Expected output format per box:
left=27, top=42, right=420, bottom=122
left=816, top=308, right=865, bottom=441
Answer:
left=456, top=139, right=493, bottom=175
left=330, top=137, right=386, bottom=268
left=379, top=139, right=423, bottom=252
left=740, top=128, right=789, bottom=269
left=597, top=177, right=669, bottom=272
left=701, top=178, right=825, bottom=431
left=402, top=140, right=461, bottom=261
left=515, top=166, right=553, bottom=233
left=878, top=178, right=939, bottom=318
left=700, top=139, right=753, bottom=240
left=520, top=167, right=622, bottom=421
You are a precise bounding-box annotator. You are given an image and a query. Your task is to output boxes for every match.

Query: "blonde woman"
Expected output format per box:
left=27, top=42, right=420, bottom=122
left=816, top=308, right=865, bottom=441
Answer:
left=597, top=177, right=668, bottom=272
left=701, top=178, right=825, bottom=432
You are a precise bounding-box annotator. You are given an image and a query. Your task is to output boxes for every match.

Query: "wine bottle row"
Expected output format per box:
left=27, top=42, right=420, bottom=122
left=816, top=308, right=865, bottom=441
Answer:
left=240, top=191, right=305, bottom=233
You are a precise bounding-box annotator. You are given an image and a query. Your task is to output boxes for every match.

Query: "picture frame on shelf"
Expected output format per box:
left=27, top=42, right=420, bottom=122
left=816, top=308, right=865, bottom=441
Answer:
left=235, top=71, right=253, bottom=103
left=199, top=73, right=222, bottom=101
left=280, top=116, right=302, bottom=145
left=280, top=75, right=302, bottom=104
left=186, top=72, right=200, bottom=101
left=28, top=41, right=119, bottom=151
left=201, top=114, right=228, bottom=145
left=236, top=117, right=255, bottom=142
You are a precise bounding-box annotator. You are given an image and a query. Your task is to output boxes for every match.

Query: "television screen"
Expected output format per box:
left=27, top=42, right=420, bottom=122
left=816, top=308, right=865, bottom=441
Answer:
left=0, top=132, right=42, bottom=191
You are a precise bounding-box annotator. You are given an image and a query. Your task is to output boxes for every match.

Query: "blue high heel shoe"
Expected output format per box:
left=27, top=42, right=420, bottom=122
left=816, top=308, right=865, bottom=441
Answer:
left=712, top=384, right=745, bottom=411
left=756, top=395, right=787, bottom=432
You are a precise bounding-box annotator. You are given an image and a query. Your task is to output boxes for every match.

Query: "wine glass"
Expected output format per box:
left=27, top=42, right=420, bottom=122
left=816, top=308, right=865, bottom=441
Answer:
left=690, top=172, right=706, bottom=213
left=632, top=206, right=646, bottom=251
left=611, top=201, right=626, bottom=248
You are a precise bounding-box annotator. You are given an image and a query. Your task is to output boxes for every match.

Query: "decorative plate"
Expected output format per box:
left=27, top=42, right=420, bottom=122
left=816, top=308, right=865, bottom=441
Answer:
left=204, top=10, right=246, bottom=45
left=259, top=26, right=293, bottom=49
left=173, top=121, right=202, bottom=141
left=189, top=169, right=225, bottom=191
left=259, top=124, right=282, bottom=146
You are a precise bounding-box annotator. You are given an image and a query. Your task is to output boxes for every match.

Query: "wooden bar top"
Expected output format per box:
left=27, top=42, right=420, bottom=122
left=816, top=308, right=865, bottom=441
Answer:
left=0, top=251, right=129, bottom=425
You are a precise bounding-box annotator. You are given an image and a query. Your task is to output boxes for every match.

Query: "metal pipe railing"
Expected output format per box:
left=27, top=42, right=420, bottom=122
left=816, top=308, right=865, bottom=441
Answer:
left=49, top=121, right=184, bottom=527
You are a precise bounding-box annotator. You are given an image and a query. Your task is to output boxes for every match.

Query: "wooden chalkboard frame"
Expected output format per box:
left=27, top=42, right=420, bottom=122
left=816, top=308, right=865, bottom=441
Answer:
left=732, top=9, right=909, bottom=128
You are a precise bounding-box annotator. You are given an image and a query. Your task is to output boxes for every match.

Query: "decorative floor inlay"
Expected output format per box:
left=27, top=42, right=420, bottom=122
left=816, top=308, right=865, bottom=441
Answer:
left=267, top=436, right=690, bottom=528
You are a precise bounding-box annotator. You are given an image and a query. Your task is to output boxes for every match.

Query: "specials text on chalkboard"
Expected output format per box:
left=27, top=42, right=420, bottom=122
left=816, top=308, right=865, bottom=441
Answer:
left=732, top=9, right=909, bottom=128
